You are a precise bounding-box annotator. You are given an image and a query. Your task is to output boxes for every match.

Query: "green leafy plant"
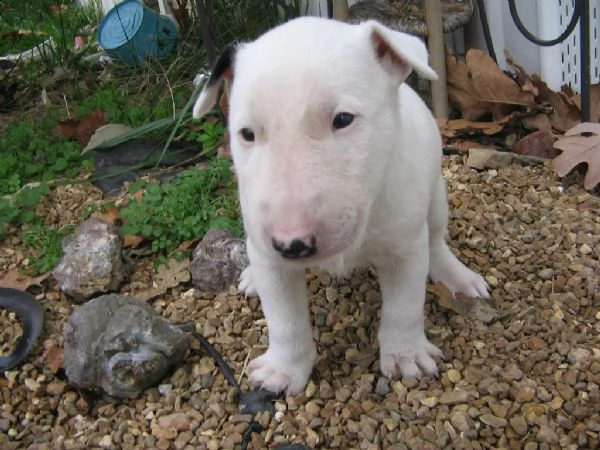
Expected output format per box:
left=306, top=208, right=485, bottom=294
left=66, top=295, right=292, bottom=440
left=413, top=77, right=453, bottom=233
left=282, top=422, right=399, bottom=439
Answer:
left=0, top=113, right=87, bottom=197
left=20, top=223, right=70, bottom=274
left=120, top=158, right=242, bottom=254
left=0, top=184, right=51, bottom=238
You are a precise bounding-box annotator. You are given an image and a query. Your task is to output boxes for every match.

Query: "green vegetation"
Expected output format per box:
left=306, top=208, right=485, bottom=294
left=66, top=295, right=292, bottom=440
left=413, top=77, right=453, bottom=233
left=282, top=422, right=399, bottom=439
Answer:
left=120, top=159, right=242, bottom=254
left=0, top=0, right=302, bottom=273
left=21, top=223, right=72, bottom=274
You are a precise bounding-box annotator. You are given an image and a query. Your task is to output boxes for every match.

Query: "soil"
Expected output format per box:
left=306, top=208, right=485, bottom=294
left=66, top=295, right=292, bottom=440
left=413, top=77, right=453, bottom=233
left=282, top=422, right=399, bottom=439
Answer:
left=1, top=154, right=599, bottom=450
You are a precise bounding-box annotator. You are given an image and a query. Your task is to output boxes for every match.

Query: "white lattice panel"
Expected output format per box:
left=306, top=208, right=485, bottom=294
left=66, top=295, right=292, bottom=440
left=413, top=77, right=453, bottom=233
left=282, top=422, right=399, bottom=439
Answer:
left=556, top=0, right=599, bottom=91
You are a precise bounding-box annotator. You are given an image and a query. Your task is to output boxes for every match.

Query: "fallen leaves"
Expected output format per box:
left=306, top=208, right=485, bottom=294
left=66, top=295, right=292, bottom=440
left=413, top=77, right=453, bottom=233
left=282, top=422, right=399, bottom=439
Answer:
left=445, top=48, right=600, bottom=189
left=553, top=122, right=600, bottom=190
left=446, top=48, right=534, bottom=121
left=445, top=49, right=592, bottom=137
left=0, top=269, right=50, bottom=291
left=55, top=109, right=108, bottom=147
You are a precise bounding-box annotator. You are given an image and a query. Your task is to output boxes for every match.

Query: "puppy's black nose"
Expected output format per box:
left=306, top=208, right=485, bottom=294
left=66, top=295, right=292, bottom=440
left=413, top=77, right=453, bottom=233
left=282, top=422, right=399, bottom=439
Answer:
left=272, top=236, right=317, bottom=259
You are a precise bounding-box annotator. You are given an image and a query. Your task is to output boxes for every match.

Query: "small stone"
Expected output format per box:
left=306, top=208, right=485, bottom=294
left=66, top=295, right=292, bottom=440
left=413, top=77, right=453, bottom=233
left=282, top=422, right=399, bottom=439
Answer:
left=190, top=229, right=248, bottom=293
left=98, top=435, right=113, bottom=449
left=46, top=381, right=67, bottom=396
left=157, top=413, right=191, bottom=431
left=567, top=348, right=590, bottom=364
left=335, top=387, right=352, bottom=403
left=450, top=411, right=474, bottom=432
left=158, top=384, right=173, bottom=395
left=53, top=217, right=126, bottom=301
left=319, top=381, right=335, bottom=399
left=374, top=377, right=390, bottom=396
left=515, top=386, right=535, bottom=403
left=467, top=148, right=512, bottom=170
left=537, top=424, right=558, bottom=444
left=24, top=378, right=41, bottom=392
left=509, top=416, right=528, bottom=436
left=439, top=390, right=470, bottom=405
left=174, top=431, right=193, bottom=449
left=549, top=396, right=564, bottom=410
left=538, top=268, right=554, bottom=280
left=305, top=400, right=321, bottom=419
left=420, top=397, right=438, bottom=408
left=479, top=414, right=507, bottom=428
left=447, top=369, right=462, bottom=383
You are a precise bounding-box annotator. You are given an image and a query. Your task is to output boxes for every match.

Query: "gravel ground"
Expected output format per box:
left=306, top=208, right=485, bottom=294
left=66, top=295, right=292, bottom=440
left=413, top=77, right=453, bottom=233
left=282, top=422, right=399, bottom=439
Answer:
left=1, top=154, right=599, bottom=450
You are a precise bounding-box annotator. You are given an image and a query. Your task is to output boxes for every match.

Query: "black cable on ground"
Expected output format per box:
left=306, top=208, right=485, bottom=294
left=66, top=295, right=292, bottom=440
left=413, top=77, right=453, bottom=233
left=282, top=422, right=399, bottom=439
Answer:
left=476, top=0, right=497, bottom=63
left=507, top=0, right=581, bottom=47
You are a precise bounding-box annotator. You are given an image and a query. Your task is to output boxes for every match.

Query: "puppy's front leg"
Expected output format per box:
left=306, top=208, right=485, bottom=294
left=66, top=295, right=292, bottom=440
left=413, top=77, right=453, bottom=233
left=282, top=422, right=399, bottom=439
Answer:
left=375, top=236, right=443, bottom=379
left=245, top=244, right=316, bottom=395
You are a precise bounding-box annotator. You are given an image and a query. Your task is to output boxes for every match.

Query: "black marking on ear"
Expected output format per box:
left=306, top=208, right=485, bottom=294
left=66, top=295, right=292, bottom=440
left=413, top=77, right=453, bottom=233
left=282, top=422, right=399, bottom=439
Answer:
left=207, top=43, right=237, bottom=88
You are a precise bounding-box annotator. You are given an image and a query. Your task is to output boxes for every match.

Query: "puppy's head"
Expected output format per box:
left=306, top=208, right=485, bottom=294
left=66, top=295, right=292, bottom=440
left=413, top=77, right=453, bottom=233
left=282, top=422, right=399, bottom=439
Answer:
left=193, top=17, right=436, bottom=262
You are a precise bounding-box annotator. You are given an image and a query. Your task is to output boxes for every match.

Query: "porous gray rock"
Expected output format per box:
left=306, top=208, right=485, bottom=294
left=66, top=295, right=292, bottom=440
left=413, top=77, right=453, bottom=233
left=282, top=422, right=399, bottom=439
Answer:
left=63, top=294, right=189, bottom=398
left=189, top=229, right=248, bottom=293
left=53, top=217, right=126, bottom=302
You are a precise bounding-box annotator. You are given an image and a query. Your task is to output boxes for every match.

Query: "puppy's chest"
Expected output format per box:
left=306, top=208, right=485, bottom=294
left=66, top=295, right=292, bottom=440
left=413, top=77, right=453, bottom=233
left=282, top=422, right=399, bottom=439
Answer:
left=318, top=247, right=369, bottom=277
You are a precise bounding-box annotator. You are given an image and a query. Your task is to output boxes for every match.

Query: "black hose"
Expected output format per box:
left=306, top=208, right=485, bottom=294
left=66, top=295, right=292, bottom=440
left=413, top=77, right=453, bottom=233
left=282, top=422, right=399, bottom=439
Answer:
left=507, top=0, right=581, bottom=47
left=476, top=0, right=497, bottom=63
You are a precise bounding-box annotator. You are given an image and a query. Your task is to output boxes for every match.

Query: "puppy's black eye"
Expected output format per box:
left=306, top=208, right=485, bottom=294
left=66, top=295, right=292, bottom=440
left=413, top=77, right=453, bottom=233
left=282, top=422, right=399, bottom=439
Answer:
left=332, top=112, right=355, bottom=130
left=240, top=128, right=255, bottom=142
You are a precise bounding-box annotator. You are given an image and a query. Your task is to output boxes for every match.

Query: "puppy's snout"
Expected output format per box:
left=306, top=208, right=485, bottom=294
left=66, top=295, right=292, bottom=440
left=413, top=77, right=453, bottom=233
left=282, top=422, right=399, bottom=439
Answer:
left=272, top=235, right=317, bottom=259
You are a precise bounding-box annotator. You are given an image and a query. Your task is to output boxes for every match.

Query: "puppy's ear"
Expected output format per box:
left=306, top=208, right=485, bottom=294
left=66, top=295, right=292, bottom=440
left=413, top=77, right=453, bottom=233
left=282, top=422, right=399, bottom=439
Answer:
left=365, top=21, right=438, bottom=82
left=192, top=44, right=237, bottom=119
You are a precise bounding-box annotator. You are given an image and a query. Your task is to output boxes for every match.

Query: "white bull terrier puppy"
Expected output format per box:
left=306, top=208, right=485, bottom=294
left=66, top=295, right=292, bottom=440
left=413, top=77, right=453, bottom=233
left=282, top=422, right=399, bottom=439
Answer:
left=192, top=16, right=489, bottom=395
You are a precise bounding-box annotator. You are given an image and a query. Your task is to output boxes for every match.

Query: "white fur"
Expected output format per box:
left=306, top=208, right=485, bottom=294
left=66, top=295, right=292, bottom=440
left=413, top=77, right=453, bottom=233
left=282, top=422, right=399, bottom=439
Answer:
left=192, top=17, right=489, bottom=395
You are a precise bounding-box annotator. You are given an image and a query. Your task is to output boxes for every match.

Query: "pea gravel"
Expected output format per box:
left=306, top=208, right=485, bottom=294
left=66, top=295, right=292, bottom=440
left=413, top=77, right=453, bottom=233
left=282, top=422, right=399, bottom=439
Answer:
left=1, top=154, right=599, bottom=450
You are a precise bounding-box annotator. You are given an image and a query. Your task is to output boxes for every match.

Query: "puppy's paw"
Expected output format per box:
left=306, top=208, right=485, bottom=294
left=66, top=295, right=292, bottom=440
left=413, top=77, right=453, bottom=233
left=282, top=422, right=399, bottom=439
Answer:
left=247, top=351, right=314, bottom=395
left=380, top=341, right=443, bottom=380
left=447, top=268, right=489, bottom=299
left=238, top=267, right=258, bottom=297
left=433, top=262, right=489, bottom=299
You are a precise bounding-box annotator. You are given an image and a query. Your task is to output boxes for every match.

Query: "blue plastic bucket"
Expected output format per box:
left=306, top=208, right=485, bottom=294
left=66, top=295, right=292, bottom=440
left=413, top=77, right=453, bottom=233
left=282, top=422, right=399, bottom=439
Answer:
left=98, top=0, right=177, bottom=64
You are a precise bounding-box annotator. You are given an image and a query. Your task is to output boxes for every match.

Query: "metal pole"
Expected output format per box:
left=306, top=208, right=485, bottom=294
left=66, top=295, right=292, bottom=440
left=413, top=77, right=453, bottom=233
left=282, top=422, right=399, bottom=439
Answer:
left=579, top=0, right=590, bottom=122
left=425, top=0, right=448, bottom=118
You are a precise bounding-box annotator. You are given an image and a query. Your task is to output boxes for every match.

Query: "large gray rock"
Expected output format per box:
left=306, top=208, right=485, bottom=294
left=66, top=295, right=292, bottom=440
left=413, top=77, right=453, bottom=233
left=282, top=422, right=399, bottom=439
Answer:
left=190, top=229, right=248, bottom=293
left=53, top=217, right=127, bottom=302
left=63, top=294, right=189, bottom=398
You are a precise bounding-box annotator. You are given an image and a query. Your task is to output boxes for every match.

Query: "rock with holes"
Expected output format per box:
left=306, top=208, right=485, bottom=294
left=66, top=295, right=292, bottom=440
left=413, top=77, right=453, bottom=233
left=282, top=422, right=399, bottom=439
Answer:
left=190, top=229, right=248, bottom=293
left=53, top=217, right=127, bottom=302
left=63, top=294, right=189, bottom=398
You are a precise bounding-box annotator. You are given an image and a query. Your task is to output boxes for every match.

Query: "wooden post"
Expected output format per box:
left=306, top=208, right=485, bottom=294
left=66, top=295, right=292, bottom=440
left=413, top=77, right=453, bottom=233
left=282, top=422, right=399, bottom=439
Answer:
left=332, top=0, right=349, bottom=21
left=425, top=0, right=448, bottom=118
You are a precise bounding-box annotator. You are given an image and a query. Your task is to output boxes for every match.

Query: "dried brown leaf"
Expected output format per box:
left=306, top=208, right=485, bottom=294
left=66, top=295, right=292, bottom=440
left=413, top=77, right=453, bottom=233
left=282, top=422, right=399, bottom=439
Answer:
left=505, top=50, right=539, bottom=96
left=522, top=114, right=552, bottom=131
left=552, top=122, right=600, bottom=190
left=75, top=109, right=108, bottom=146
left=55, top=109, right=108, bottom=147
left=446, top=49, right=534, bottom=121
left=0, top=269, right=50, bottom=290
left=91, top=205, right=121, bottom=226
left=123, top=234, right=144, bottom=248
left=571, top=84, right=600, bottom=123
left=531, top=75, right=580, bottom=132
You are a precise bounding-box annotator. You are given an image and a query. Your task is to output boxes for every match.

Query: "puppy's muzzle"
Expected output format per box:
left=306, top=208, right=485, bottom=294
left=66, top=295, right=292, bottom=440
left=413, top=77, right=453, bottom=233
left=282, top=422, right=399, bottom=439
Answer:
left=272, top=235, right=317, bottom=259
